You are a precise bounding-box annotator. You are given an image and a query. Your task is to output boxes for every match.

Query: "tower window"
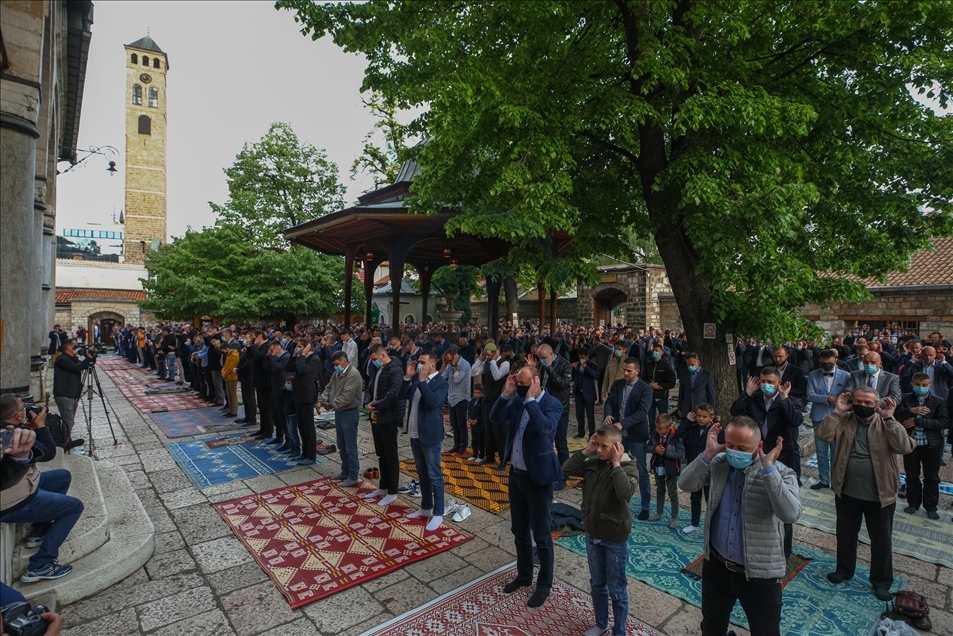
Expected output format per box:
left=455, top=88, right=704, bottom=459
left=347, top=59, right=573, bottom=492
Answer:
left=142, top=55, right=149, bottom=66
left=153, top=58, right=160, bottom=69
left=138, top=114, right=151, bottom=135
left=131, top=53, right=138, bottom=64
left=148, top=88, right=158, bottom=108
left=132, top=84, right=142, bottom=105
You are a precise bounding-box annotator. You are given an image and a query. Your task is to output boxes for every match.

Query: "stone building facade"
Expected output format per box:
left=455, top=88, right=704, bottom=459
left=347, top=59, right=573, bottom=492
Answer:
left=122, top=36, right=168, bottom=264
left=1, top=0, right=93, bottom=395
left=576, top=264, right=673, bottom=329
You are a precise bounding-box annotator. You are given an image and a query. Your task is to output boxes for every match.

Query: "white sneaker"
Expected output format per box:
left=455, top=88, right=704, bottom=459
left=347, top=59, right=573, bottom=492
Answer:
left=467, top=456, right=479, bottom=462
left=682, top=524, right=698, bottom=534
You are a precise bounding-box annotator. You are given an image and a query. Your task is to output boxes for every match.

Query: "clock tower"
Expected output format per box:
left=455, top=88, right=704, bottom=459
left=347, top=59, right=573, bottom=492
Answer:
left=122, top=36, right=169, bottom=265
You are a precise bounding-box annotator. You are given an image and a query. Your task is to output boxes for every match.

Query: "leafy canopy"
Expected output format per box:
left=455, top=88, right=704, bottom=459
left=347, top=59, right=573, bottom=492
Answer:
left=279, top=0, right=953, bottom=343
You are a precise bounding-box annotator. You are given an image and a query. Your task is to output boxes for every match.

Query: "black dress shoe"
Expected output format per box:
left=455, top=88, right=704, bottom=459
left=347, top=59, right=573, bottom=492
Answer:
left=827, top=571, right=851, bottom=584
left=276, top=444, right=291, bottom=452
left=65, top=439, right=86, bottom=451
left=637, top=510, right=650, bottom=521
left=235, top=418, right=248, bottom=424
left=268, top=438, right=284, bottom=445
left=573, top=433, right=586, bottom=439
left=874, top=587, right=891, bottom=601
left=809, top=482, right=829, bottom=490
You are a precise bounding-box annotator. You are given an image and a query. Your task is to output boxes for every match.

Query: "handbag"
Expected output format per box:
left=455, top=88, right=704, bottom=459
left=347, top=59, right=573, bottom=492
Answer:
left=882, top=590, right=932, bottom=632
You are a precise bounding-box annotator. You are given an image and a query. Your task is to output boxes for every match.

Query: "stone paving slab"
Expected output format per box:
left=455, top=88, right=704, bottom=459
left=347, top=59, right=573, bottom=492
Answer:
left=46, top=361, right=952, bottom=636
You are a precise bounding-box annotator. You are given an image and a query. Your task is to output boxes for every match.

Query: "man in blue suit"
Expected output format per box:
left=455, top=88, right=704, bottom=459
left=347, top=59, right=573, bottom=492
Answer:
left=490, top=365, right=564, bottom=608
left=400, top=351, right=450, bottom=532
left=806, top=349, right=851, bottom=490
left=572, top=347, right=600, bottom=438
left=603, top=357, right=655, bottom=520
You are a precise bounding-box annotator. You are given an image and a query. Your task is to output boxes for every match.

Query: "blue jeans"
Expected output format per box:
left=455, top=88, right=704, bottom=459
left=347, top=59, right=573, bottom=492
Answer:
left=285, top=415, right=301, bottom=457
left=410, top=437, right=444, bottom=516
left=336, top=408, right=360, bottom=481
left=814, top=428, right=835, bottom=485
left=624, top=439, right=651, bottom=511
left=586, top=536, right=629, bottom=636
left=1, top=470, right=84, bottom=570
left=509, top=470, right=554, bottom=592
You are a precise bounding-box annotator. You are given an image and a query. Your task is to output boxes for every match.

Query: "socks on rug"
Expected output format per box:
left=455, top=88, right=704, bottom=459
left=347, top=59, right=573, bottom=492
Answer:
left=584, top=627, right=608, bottom=636
left=425, top=515, right=444, bottom=532
left=377, top=494, right=398, bottom=506
left=502, top=579, right=530, bottom=594
left=527, top=588, right=549, bottom=607
left=362, top=489, right=386, bottom=499
left=407, top=508, right=433, bottom=519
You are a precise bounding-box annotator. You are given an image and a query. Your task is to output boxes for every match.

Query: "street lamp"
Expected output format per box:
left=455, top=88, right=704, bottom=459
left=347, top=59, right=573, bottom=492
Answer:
left=58, top=145, right=121, bottom=175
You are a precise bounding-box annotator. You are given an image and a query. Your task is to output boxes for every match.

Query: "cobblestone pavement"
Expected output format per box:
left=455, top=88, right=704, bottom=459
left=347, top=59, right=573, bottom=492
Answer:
left=49, top=364, right=953, bottom=636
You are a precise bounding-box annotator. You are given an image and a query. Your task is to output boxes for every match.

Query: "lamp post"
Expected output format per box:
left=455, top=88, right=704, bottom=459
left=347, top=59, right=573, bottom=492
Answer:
left=58, top=145, right=120, bottom=175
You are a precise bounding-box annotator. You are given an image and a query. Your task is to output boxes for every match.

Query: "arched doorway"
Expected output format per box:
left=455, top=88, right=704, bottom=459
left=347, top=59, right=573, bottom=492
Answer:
left=88, top=311, right=124, bottom=347
left=593, top=287, right=627, bottom=327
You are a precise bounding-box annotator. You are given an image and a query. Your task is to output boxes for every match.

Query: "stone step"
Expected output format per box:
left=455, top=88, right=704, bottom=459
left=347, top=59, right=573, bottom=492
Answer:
left=11, top=460, right=155, bottom=606
left=11, top=452, right=110, bottom=579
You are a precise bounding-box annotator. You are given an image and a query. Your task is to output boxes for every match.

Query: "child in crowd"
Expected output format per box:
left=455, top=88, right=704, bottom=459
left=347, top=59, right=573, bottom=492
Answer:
left=562, top=427, right=638, bottom=636
left=649, top=413, right=684, bottom=528
left=467, top=384, right=485, bottom=462
left=281, top=372, right=302, bottom=460
left=675, top=403, right=716, bottom=534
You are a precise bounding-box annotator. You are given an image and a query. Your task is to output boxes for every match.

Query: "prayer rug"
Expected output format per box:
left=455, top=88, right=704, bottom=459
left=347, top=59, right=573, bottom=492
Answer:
left=214, top=477, right=472, bottom=609
left=123, top=391, right=211, bottom=414
left=358, top=563, right=663, bottom=636
left=796, top=476, right=953, bottom=569
left=556, top=502, right=907, bottom=636
left=399, top=455, right=581, bottom=514
left=143, top=382, right=190, bottom=395
left=167, top=433, right=323, bottom=488
left=149, top=406, right=248, bottom=438
left=682, top=552, right=811, bottom=586
left=806, top=453, right=953, bottom=496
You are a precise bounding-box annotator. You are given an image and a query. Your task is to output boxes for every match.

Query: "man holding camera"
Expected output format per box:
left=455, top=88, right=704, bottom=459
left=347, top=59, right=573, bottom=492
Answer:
left=0, top=394, right=85, bottom=583
left=52, top=339, right=92, bottom=450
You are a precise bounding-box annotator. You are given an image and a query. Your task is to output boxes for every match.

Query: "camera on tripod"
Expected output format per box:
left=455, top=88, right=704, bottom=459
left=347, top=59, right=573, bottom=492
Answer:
left=1, top=601, right=51, bottom=636
left=76, top=343, right=105, bottom=360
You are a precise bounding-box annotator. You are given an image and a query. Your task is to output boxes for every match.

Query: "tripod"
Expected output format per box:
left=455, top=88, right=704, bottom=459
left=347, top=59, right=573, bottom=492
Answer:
left=79, top=359, right=119, bottom=456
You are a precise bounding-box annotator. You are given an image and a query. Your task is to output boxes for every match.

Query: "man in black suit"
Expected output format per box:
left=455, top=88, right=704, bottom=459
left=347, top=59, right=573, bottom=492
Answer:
left=730, top=366, right=803, bottom=557
left=265, top=340, right=290, bottom=445
left=603, top=357, right=655, bottom=520
left=532, top=344, right=573, bottom=468
left=249, top=331, right=273, bottom=438
left=234, top=335, right=256, bottom=427
left=677, top=353, right=717, bottom=421
left=287, top=339, right=322, bottom=463
left=772, top=346, right=807, bottom=401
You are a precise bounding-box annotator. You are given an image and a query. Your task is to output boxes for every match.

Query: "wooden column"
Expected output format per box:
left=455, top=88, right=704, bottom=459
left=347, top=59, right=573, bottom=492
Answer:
left=391, top=259, right=405, bottom=333
left=419, top=264, right=434, bottom=325
left=364, top=260, right=379, bottom=326
left=343, top=246, right=356, bottom=329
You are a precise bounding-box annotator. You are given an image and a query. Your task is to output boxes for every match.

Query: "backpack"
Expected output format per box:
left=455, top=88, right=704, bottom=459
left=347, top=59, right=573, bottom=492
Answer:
left=45, top=412, right=71, bottom=450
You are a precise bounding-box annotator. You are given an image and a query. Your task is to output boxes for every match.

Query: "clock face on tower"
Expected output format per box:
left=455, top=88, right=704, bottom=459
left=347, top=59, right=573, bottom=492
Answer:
left=139, top=73, right=152, bottom=84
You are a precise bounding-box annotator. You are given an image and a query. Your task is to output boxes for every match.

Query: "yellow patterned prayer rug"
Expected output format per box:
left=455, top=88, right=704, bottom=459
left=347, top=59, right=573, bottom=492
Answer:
left=400, top=455, right=581, bottom=514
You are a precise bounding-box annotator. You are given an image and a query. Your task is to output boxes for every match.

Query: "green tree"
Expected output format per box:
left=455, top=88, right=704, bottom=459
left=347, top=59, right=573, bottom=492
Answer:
left=211, top=121, right=345, bottom=250
left=351, top=92, right=410, bottom=190
left=280, top=0, right=953, bottom=410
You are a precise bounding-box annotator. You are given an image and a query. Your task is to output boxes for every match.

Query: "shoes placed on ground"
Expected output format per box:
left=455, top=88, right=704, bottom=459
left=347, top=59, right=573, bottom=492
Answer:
left=809, top=482, right=829, bottom=490
left=64, top=439, right=85, bottom=451
left=446, top=430, right=453, bottom=437
left=826, top=571, right=851, bottom=584
left=363, top=467, right=380, bottom=479
left=502, top=579, right=530, bottom=594
left=25, top=535, right=45, bottom=548
left=903, top=506, right=918, bottom=514
left=682, top=525, right=698, bottom=535
left=398, top=479, right=418, bottom=493
left=405, top=482, right=421, bottom=497
left=527, top=589, right=549, bottom=607
left=927, top=510, right=940, bottom=520
left=317, top=444, right=337, bottom=456
left=874, top=587, right=892, bottom=601
left=21, top=562, right=72, bottom=583
left=637, top=510, right=650, bottom=521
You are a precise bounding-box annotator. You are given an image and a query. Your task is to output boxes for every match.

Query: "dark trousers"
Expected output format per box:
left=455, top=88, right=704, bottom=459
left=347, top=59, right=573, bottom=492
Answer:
left=180, top=356, right=192, bottom=383
left=203, top=368, right=215, bottom=401
left=449, top=401, right=469, bottom=453
left=648, top=396, right=668, bottom=428
left=294, top=401, right=316, bottom=460
left=834, top=493, right=896, bottom=591
left=255, top=383, right=272, bottom=436
left=575, top=394, right=596, bottom=436
left=471, top=425, right=486, bottom=460
left=484, top=397, right=504, bottom=463
left=554, top=407, right=570, bottom=466
left=690, top=486, right=710, bottom=527
left=270, top=394, right=286, bottom=443
left=372, top=421, right=400, bottom=494
left=509, top=470, right=554, bottom=593
left=903, top=444, right=942, bottom=512
left=701, top=553, right=781, bottom=636
left=240, top=381, right=256, bottom=425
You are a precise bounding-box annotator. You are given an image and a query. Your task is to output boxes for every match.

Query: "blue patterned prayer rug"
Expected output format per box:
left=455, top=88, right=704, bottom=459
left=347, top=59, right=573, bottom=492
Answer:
left=555, top=501, right=906, bottom=635
left=167, top=433, right=323, bottom=488
left=150, top=406, right=250, bottom=438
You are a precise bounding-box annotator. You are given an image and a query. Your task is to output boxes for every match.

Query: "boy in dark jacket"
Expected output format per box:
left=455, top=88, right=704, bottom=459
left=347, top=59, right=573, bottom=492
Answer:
left=467, top=385, right=486, bottom=462
left=562, top=426, right=638, bottom=636
left=675, top=403, right=716, bottom=534
left=896, top=372, right=950, bottom=519
left=649, top=413, right=684, bottom=528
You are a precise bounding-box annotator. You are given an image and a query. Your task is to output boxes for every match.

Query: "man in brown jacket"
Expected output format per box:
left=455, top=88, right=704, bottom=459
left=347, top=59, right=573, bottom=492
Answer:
left=816, top=387, right=915, bottom=601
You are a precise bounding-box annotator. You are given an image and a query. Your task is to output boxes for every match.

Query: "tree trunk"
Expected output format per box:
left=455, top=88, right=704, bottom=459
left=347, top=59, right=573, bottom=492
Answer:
left=503, top=276, right=519, bottom=321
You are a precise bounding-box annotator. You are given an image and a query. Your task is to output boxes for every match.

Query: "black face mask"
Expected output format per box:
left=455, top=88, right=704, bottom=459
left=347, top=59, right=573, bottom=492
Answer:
left=821, top=362, right=835, bottom=372
left=515, top=385, right=530, bottom=399
left=852, top=404, right=876, bottom=420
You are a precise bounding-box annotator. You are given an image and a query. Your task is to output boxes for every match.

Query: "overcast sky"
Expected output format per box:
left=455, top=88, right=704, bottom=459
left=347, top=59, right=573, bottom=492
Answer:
left=55, top=1, right=378, bottom=240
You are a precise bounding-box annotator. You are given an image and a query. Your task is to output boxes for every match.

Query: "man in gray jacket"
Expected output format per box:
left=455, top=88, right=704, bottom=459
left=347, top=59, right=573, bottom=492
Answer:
left=678, top=416, right=801, bottom=636
left=318, top=351, right=365, bottom=487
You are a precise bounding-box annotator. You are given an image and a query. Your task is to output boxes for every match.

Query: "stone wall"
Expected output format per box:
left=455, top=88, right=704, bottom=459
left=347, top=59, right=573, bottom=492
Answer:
left=801, top=286, right=953, bottom=337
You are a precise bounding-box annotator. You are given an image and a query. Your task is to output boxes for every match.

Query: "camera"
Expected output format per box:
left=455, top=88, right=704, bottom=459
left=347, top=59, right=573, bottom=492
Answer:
left=1, top=601, right=51, bottom=636
left=76, top=342, right=105, bottom=359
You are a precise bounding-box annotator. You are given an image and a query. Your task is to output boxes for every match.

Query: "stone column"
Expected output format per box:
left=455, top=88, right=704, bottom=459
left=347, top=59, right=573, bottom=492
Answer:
left=0, top=114, right=40, bottom=396
left=32, top=196, right=48, bottom=360
left=45, top=217, right=57, bottom=337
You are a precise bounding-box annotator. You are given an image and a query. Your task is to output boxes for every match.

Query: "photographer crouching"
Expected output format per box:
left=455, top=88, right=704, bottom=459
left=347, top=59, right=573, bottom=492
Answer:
left=52, top=339, right=93, bottom=451
left=0, top=394, right=84, bottom=583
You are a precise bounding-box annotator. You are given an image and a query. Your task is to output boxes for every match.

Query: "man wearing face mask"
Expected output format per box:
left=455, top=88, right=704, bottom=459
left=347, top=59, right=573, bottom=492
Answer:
left=528, top=344, right=572, bottom=470
left=678, top=416, right=800, bottom=636
left=677, top=353, right=717, bottom=422
left=600, top=341, right=627, bottom=404
left=896, top=373, right=949, bottom=520
left=806, top=350, right=851, bottom=490
left=845, top=351, right=901, bottom=408
left=364, top=344, right=407, bottom=504
left=817, top=389, right=914, bottom=600
left=318, top=351, right=364, bottom=477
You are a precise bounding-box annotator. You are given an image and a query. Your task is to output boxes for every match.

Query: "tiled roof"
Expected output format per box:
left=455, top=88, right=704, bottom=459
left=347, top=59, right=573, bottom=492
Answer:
left=856, top=237, right=953, bottom=287
left=56, top=289, right=147, bottom=304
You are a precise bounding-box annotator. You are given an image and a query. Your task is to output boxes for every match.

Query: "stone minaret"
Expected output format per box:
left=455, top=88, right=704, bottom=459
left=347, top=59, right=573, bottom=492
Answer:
left=122, top=36, right=168, bottom=264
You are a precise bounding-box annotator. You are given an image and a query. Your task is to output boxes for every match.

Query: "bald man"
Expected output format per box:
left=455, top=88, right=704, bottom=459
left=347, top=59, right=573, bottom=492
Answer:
left=845, top=352, right=901, bottom=407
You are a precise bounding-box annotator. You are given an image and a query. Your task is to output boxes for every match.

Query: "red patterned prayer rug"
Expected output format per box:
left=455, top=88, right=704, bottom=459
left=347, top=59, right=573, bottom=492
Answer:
left=359, top=563, right=664, bottom=636
left=213, top=477, right=472, bottom=609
